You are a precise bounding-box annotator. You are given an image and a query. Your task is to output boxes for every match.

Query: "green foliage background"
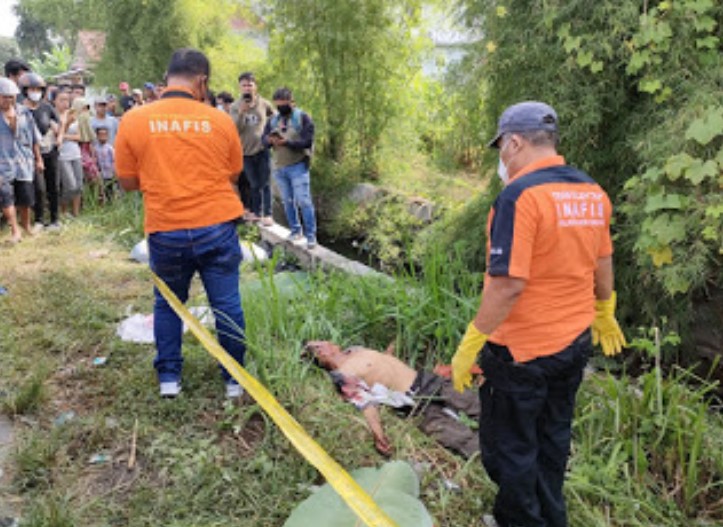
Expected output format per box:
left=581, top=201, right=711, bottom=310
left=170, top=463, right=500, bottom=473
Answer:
left=427, top=0, right=723, bottom=347
left=10, top=0, right=722, bottom=348
left=265, top=0, right=428, bottom=177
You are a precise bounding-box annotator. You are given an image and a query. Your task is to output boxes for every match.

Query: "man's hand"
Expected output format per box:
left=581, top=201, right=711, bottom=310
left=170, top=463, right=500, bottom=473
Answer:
left=269, top=136, right=287, bottom=147
left=374, top=434, right=393, bottom=457
left=35, top=158, right=45, bottom=173
left=592, top=291, right=626, bottom=356
left=452, top=323, right=489, bottom=393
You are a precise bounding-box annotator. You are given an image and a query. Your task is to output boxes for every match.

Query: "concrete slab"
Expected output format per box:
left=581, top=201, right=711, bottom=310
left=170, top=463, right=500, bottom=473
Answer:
left=257, top=222, right=388, bottom=279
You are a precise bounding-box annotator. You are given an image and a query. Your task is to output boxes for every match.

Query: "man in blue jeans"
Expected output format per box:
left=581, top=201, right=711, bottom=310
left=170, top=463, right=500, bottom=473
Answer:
left=116, top=48, right=247, bottom=399
left=262, top=87, right=317, bottom=249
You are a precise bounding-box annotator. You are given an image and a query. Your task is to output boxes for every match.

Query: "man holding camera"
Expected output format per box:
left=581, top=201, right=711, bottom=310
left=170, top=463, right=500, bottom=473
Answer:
left=230, top=72, right=275, bottom=225
left=262, top=88, right=317, bottom=249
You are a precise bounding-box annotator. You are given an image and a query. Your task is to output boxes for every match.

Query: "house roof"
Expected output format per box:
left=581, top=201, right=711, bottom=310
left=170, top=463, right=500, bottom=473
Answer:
left=71, top=30, right=107, bottom=70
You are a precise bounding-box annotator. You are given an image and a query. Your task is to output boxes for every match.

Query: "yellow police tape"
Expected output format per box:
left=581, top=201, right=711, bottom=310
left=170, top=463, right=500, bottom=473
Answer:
left=152, top=273, right=399, bottom=527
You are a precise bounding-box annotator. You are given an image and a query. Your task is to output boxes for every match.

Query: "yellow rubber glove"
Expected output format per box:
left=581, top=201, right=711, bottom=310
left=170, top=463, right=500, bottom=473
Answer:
left=452, top=323, right=489, bottom=393
left=592, top=291, right=627, bottom=356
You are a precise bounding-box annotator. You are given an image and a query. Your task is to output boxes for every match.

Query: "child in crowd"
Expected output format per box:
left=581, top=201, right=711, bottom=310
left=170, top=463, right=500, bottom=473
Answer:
left=72, top=98, right=101, bottom=202
left=94, top=126, right=116, bottom=203
left=57, top=90, right=83, bottom=216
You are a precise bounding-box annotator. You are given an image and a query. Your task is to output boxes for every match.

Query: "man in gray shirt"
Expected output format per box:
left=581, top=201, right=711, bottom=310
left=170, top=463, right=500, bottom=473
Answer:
left=230, top=72, right=275, bottom=225
left=91, top=96, right=118, bottom=145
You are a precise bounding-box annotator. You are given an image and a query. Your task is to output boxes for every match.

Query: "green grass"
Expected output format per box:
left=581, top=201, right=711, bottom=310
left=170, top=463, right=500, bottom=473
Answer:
left=0, top=203, right=722, bottom=526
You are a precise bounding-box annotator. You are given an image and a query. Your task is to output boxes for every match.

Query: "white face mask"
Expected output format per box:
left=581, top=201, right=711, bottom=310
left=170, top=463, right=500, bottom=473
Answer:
left=497, top=157, right=509, bottom=184
left=497, top=138, right=513, bottom=184
left=28, top=91, right=42, bottom=102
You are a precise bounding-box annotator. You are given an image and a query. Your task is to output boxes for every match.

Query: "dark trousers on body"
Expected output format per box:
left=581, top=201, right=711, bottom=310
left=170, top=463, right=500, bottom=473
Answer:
left=33, top=150, right=59, bottom=225
left=409, top=370, right=481, bottom=458
left=243, top=149, right=271, bottom=217
left=479, top=330, right=591, bottom=527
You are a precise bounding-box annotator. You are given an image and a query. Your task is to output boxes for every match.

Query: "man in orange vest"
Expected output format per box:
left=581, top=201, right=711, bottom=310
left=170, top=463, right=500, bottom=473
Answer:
left=115, top=48, right=246, bottom=400
left=451, top=101, right=626, bottom=527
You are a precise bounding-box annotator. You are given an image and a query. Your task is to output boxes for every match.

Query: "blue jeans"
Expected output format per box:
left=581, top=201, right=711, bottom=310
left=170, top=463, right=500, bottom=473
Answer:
left=148, top=221, right=246, bottom=384
left=273, top=161, right=316, bottom=240
left=243, top=150, right=271, bottom=217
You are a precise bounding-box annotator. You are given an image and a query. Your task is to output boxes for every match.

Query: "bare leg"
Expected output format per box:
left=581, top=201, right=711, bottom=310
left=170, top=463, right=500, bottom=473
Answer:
left=72, top=195, right=81, bottom=216
left=18, top=206, right=33, bottom=236
left=2, top=205, right=21, bottom=242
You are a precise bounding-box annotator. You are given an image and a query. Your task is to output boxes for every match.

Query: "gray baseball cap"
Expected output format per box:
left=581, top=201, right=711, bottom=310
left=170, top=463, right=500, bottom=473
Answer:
left=488, top=101, right=558, bottom=148
left=0, top=77, right=19, bottom=96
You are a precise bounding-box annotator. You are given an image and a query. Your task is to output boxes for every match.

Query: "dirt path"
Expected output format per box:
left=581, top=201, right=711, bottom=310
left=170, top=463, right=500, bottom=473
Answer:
left=0, top=414, right=17, bottom=524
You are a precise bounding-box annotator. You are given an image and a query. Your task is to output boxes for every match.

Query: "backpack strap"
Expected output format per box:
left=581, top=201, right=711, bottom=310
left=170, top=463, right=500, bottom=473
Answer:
left=290, top=108, right=303, bottom=133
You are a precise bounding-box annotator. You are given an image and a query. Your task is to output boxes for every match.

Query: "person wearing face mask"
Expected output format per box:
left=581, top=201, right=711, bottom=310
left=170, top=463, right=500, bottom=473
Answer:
left=230, top=72, right=275, bottom=225
left=0, top=76, right=43, bottom=243
left=450, top=101, right=627, bottom=527
left=215, top=92, right=233, bottom=114
left=115, top=48, right=248, bottom=401
left=262, top=87, right=317, bottom=249
left=19, top=72, right=61, bottom=231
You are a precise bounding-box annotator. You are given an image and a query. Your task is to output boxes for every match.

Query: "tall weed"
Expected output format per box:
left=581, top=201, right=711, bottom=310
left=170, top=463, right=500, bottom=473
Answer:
left=571, top=329, right=723, bottom=524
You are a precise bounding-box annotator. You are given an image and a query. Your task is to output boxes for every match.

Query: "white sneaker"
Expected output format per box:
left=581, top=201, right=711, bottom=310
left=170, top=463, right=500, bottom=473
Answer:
left=287, top=232, right=304, bottom=243
left=46, top=222, right=61, bottom=232
left=225, top=382, right=244, bottom=399
left=481, top=514, right=499, bottom=527
left=32, top=222, right=44, bottom=234
left=160, top=381, right=181, bottom=398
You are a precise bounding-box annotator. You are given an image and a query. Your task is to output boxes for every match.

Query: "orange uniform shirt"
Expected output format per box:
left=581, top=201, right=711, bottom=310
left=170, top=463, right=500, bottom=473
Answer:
left=115, top=87, right=244, bottom=233
left=486, top=155, right=613, bottom=362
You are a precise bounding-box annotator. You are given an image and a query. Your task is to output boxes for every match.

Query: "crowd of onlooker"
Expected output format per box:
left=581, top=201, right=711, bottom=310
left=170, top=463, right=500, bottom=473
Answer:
left=0, top=59, right=142, bottom=242
left=1, top=56, right=319, bottom=251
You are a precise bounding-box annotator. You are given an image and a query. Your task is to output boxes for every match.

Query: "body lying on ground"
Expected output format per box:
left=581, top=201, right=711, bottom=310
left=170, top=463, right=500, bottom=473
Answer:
left=305, top=340, right=481, bottom=458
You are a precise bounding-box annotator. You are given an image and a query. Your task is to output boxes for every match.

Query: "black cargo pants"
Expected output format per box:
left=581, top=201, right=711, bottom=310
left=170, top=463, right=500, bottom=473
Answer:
left=479, top=330, right=591, bottom=527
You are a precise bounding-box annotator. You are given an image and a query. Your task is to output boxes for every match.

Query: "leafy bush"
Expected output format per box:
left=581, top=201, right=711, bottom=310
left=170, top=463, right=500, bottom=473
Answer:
left=441, top=0, right=723, bottom=347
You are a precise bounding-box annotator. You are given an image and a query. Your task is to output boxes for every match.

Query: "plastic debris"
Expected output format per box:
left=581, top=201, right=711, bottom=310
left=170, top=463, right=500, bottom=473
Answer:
left=442, top=479, right=461, bottom=492
left=240, top=241, right=269, bottom=263
left=130, top=239, right=149, bottom=264
left=88, top=453, right=110, bottom=465
left=53, top=411, right=76, bottom=427
left=0, top=286, right=7, bottom=296
left=116, top=313, right=154, bottom=343
left=188, top=306, right=215, bottom=327
left=93, top=357, right=108, bottom=366
left=117, top=307, right=214, bottom=343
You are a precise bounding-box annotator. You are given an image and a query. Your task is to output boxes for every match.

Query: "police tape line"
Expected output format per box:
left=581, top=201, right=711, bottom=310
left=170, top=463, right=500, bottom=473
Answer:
left=152, top=273, right=399, bottom=527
